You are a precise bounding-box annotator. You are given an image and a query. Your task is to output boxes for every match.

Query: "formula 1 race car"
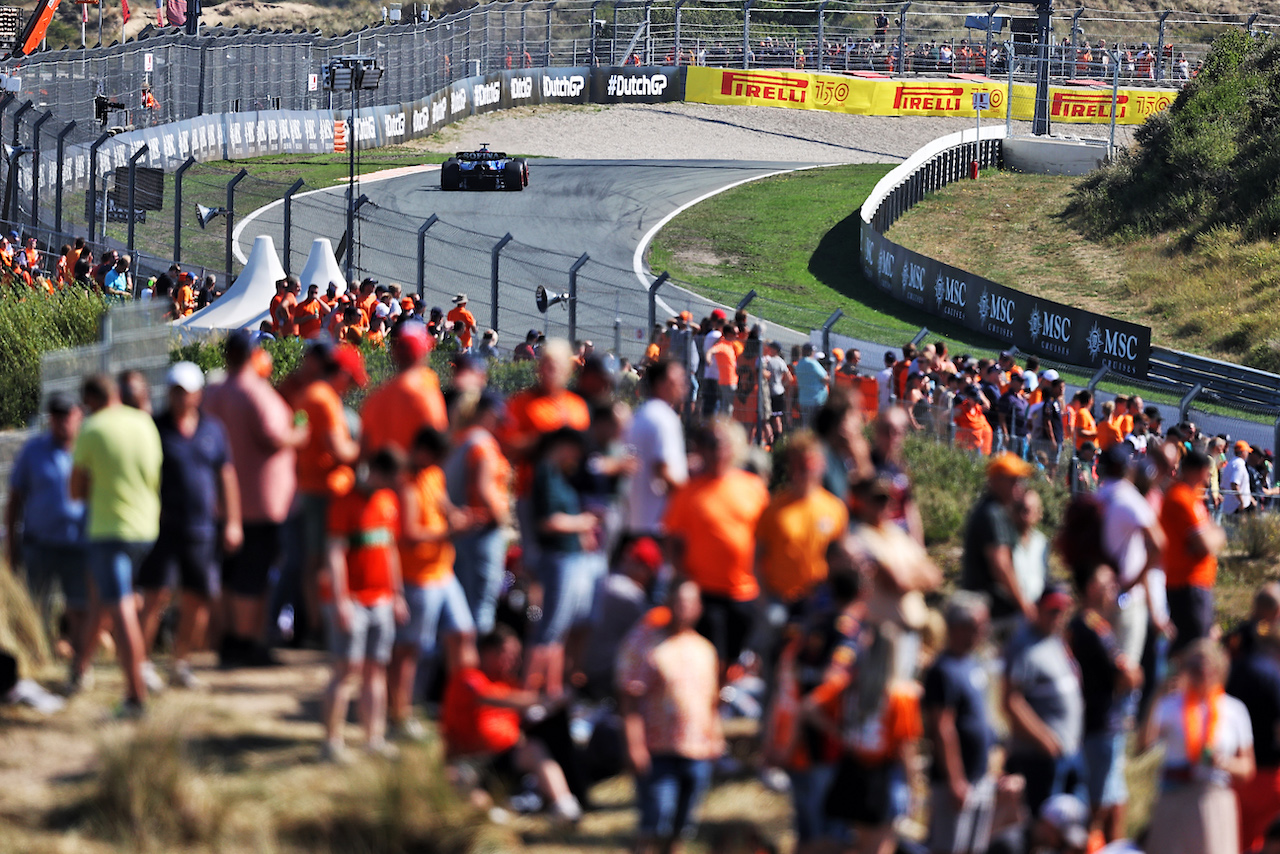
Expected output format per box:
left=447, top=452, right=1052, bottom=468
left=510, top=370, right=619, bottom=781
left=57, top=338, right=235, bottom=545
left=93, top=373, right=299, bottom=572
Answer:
left=440, top=145, right=528, bottom=191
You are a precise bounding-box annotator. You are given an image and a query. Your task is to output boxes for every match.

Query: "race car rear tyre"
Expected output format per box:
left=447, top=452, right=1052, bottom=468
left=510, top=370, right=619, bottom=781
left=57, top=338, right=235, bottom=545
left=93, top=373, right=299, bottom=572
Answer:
left=503, top=160, right=524, bottom=191
left=441, top=160, right=461, bottom=190
left=514, top=158, right=529, bottom=187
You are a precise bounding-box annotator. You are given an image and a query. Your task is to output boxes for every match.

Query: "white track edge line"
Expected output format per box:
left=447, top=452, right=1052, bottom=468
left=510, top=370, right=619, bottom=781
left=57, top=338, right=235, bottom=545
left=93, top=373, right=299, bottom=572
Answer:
left=631, top=163, right=840, bottom=317
left=232, top=163, right=443, bottom=265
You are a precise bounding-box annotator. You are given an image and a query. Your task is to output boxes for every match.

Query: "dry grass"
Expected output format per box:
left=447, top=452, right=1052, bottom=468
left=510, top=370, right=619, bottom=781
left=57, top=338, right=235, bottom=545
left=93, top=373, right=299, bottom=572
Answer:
left=0, top=565, right=51, bottom=678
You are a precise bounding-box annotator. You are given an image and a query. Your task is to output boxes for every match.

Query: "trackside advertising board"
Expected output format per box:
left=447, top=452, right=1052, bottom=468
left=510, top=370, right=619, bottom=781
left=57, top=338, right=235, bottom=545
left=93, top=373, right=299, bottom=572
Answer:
left=860, top=219, right=1151, bottom=377
left=685, top=66, right=1174, bottom=125
left=340, top=66, right=687, bottom=148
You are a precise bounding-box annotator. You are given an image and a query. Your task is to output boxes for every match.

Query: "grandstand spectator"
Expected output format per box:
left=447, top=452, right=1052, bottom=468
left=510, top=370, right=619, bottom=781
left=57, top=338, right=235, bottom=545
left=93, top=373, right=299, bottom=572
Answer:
left=1031, top=370, right=1066, bottom=477
left=1226, top=587, right=1280, bottom=851
left=294, top=343, right=365, bottom=644
left=794, top=344, right=828, bottom=428
left=447, top=293, right=478, bottom=352
left=1002, top=584, right=1086, bottom=816
left=359, top=322, right=448, bottom=458
left=514, top=329, right=538, bottom=362
left=1097, top=444, right=1164, bottom=665
left=618, top=578, right=724, bottom=854
left=6, top=393, right=88, bottom=666
left=962, top=453, right=1035, bottom=630
left=137, top=362, right=241, bottom=690
left=924, top=592, right=996, bottom=854
left=1161, top=451, right=1226, bottom=654
left=103, top=255, right=133, bottom=297
left=1141, top=638, right=1254, bottom=854
left=203, top=331, right=302, bottom=665
left=1223, top=440, right=1255, bottom=516
left=623, top=360, right=688, bottom=538
left=664, top=419, right=769, bottom=673
left=320, top=447, right=407, bottom=762
left=69, top=374, right=163, bottom=714
left=293, top=284, right=326, bottom=339
left=580, top=536, right=661, bottom=699
left=270, top=276, right=298, bottom=337
left=870, top=405, right=922, bottom=543
left=1012, top=489, right=1050, bottom=607
left=444, top=389, right=512, bottom=634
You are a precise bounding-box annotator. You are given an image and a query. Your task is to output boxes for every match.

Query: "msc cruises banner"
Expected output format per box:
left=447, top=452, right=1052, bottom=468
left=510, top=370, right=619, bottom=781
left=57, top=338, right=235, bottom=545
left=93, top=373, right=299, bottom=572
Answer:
left=860, top=219, right=1152, bottom=378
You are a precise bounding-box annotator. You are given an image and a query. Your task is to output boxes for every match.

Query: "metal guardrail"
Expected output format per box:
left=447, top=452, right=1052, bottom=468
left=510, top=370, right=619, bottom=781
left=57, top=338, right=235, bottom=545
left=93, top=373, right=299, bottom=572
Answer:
left=856, top=127, right=1280, bottom=450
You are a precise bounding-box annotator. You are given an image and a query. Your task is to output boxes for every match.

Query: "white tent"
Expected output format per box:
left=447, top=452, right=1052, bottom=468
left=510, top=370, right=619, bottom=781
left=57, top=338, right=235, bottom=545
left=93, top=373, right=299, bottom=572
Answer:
left=178, top=235, right=285, bottom=331
left=298, top=238, right=347, bottom=295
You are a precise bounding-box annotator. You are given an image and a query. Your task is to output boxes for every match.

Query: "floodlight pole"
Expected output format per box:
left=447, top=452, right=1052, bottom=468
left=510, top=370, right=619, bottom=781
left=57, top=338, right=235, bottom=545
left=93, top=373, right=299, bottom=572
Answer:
left=346, top=86, right=358, bottom=283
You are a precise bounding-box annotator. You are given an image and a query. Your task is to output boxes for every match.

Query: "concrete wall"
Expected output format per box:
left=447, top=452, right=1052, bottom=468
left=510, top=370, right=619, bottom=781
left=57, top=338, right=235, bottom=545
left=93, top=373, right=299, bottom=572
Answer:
left=1003, top=137, right=1109, bottom=177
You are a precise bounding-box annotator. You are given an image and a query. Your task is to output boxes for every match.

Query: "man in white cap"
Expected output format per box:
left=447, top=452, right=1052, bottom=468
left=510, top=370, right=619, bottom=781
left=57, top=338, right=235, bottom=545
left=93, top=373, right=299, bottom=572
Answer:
left=137, top=362, right=243, bottom=689
left=447, top=293, right=477, bottom=352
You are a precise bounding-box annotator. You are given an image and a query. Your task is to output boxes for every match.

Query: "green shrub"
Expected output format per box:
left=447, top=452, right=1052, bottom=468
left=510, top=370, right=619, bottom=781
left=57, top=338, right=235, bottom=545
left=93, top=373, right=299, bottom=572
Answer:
left=1069, top=30, right=1280, bottom=241
left=0, top=287, right=109, bottom=428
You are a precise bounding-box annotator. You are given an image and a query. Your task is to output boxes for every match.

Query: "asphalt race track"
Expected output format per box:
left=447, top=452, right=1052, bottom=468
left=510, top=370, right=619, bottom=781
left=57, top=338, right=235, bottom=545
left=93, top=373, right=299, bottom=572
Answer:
left=236, top=158, right=829, bottom=358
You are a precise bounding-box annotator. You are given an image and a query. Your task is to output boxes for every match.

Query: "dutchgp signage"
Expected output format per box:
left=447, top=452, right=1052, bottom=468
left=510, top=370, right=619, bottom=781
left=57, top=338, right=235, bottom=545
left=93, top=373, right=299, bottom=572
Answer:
left=860, top=220, right=1151, bottom=377
left=685, top=66, right=1173, bottom=125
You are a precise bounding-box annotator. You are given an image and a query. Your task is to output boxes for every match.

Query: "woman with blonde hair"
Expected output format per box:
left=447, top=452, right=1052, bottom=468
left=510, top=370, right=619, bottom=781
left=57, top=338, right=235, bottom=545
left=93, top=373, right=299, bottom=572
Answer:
left=1141, top=638, right=1255, bottom=854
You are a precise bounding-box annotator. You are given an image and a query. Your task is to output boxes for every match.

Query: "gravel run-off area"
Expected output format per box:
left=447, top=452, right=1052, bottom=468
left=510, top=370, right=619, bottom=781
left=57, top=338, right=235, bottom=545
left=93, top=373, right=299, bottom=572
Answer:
left=405, top=100, right=1137, bottom=164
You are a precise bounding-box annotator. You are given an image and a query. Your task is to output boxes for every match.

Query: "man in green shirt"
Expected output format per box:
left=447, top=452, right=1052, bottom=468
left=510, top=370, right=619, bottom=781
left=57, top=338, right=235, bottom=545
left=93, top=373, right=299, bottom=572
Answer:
left=69, top=373, right=163, bottom=715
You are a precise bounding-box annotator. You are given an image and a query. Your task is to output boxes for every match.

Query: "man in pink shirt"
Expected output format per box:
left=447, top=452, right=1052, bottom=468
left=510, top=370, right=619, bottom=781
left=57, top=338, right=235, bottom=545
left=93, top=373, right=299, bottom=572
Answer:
left=618, top=580, right=725, bottom=854
left=203, top=331, right=305, bottom=666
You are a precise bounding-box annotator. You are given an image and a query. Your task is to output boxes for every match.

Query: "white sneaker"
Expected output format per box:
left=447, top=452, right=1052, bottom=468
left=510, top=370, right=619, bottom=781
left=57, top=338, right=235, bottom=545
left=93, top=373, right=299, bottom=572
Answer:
left=550, top=794, right=583, bottom=824
left=365, top=739, right=400, bottom=760
left=389, top=717, right=427, bottom=742
left=321, top=740, right=353, bottom=765
left=140, top=661, right=166, bottom=694
left=169, top=661, right=205, bottom=690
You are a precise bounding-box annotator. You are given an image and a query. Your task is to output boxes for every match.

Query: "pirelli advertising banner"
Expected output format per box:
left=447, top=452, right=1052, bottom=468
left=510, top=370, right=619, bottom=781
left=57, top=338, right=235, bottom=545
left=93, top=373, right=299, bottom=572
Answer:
left=859, top=220, right=1151, bottom=377
left=686, top=66, right=1174, bottom=125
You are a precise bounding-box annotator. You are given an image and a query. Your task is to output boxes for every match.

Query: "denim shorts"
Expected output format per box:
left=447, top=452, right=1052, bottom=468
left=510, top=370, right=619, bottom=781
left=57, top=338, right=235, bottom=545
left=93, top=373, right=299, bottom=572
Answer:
left=637, top=754, right=713, bottom=840
left=87, top=540, right=156, bottom=603
left=534, top=550, right=604, bottom=646
left=324, top=599, right=394, bottom=665
left=397, top=575, right=476, bottom=654
left=23, top=542, right=88, bottom=609
left=1083, top=731, right=1128, bottom=808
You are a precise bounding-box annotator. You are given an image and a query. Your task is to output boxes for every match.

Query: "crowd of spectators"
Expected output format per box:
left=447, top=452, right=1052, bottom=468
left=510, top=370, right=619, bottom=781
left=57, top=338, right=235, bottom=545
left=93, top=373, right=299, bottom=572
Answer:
left=8, top=286, right=1280, bottom=854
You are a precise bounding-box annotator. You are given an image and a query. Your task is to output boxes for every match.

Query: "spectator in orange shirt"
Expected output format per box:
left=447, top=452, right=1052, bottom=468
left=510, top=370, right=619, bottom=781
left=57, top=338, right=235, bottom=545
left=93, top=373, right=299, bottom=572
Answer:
left=390, top=426, right=476, bottom=742
left=360, top=322, right=448, bottom=458
left=755, top=431, right=849, bottom=607
left=663, top=418, right=770, bottom=671
left=447, top=293, right=478, bottom=352
left=1072, top=390, right=1098, bottom=451
left=337, top=306, right=366, bottom=345
left=1096, top=400, right=1124, bottom=451
left=704, top=332, right=739, bottom=418
left=500, top=339, right=590, bottom=573
left=1160, top=450, right=1226, bottom=655
left=174, top=272, right=196, bottom=317
left=356, top=278, right=379, bottom=323
left=321, top=447, right=408, bottom=762
left=441, top=625, right=583, bottom=821
left=269, top=276, right=298, bottom=336
left=293, top=284, right=326, bottom=339
left=444, top=389, right=512, bottom=634
left=295, top=343, right=366, bottom=642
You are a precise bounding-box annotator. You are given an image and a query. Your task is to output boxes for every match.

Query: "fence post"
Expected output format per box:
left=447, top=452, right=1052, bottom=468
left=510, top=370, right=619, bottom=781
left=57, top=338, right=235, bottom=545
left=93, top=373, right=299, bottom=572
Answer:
left=1109, top=49, right=1120, bottom=157
left=225, top=168, right=249, bottom=278
left=984, top=3, right=997, bottom=76
left=416, top=213, right=439, bottom=299
left=568, top=252, right=588, bottom=345
left=1246, top=13, right=1259, bottom=35
left=1032, top=0, right=1051, bottom=135
left=737, top=288, right=757, bottom=313
left=490, top=232, right=513, bottom=329
left=675, top=0, right=687, bottom=62
left=29, top=110, right=51, bottom=228
left=910, top=326, right=930, bottom=347
left=897, top=3, right=910, bottom=78
left=1273, top=415, right=1280, bottom=462
left=1178, top=383, right=1203, bottom=424
left=282, top=177, right=306, bottom=275
left=1155, top=11, right=1171, bottom=81
left=172, top=155, right=196, bottom=264
left=54, top=121, right=75, bottom=236
left=545, top=5, right=552, bottom=65
left=590, top=0, right=601, bottom=66
left=87, top=131, right=112, bottom=245
left=126, top=143, right=148, bottom=257
left=3, top=100, right=32, bottom=223
left=742, top=0, right=752, bottom=69
left=647, top=271, right=669, bottom=334
left=822, top=309, right=843, bottom=381
left=1070, top=7, right=1083, bottom=59
left=1006, top=39, right=1014, bottom=136
left=10, top=99, right=31, bottom=147
left=1086, top=365, right=1108, bottom=393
